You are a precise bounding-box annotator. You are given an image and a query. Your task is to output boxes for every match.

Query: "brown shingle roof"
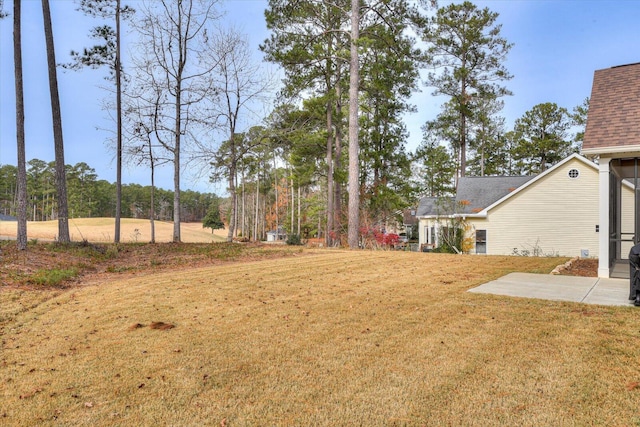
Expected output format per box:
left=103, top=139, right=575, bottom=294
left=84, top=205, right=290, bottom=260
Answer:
left=583, top=63, right=640, bottom=152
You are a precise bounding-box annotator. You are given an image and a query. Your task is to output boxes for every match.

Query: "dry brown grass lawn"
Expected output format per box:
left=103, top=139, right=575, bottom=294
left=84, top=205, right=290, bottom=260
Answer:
left=0, top=218, right=226, bottom=243
left=2, top=250, right=640, bottom=426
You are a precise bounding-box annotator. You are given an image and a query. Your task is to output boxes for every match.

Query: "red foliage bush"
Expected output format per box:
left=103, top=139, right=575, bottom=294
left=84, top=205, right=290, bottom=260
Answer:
left=360, top=226, right=399, bottom=249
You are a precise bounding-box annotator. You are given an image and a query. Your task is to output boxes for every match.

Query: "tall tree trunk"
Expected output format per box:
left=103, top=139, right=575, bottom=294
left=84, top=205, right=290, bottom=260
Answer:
left=114, top=0, right=122, bottom=242
left=262, top=180, right=267, bottom=240
left=460, top=76, right=467, bottom=178
left=334, top=66, right=343, bottom=235
left=42, top=0, right=69, bottom=243
left=323, top=30, right=335, bottom=246
left=297, top=185, right=301, bottom=236
left=173, top=116, right=181, bottom=242
left=241, top=171, right=245, bottom=238
left=326, top=102, right=334, bottom=246
left=172, top=3, right=185, bottom=243
left=347, top=0, right=360, bottom=249
left=172, top=65, right=182, bottom=242
left=234, top=172, right=239, bottom=238
left=254, top=172, right=259, bottom=241
left=14, top=0, right=27, bottom=250
left=226, top=134, right=238, bottom=242
left=274, top=156, right=279, bottom=238
left=226, top=164, right=236, bottom=242
left=149, top=141, right=156, bottom=243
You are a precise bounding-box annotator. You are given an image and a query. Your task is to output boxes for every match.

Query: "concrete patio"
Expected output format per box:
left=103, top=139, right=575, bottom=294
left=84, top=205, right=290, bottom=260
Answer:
left=469, top=273, right=635, bottom=307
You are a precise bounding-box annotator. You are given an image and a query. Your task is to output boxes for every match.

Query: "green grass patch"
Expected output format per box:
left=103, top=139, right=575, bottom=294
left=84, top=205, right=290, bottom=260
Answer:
left=29, top=267, right=78, bottom=286
left=106, top=265, right=136, bottom=273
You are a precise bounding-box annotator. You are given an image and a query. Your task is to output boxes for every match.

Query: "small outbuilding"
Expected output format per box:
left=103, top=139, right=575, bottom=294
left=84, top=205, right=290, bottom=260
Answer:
left=266, top=227, right=287, bottom=242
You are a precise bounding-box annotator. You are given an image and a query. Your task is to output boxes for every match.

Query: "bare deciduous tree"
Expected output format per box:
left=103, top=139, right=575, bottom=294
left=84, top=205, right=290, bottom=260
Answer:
left=131, top=0, right=221, bottom=242
left=201, top=28, right=274, bottom=242
left=122, top=88, right=171, bottom=244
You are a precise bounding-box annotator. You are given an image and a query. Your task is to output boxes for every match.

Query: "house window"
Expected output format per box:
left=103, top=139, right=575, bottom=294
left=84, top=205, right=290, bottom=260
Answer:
left=428, top=226, right=435, bottom=244
left=568, top=168, right=580, bottom=179
left=476, top=229, right=487, bottom=254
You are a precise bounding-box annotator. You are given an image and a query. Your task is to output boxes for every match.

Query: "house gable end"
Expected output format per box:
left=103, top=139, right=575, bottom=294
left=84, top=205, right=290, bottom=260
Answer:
left=478, top=154, right=599, bottom=216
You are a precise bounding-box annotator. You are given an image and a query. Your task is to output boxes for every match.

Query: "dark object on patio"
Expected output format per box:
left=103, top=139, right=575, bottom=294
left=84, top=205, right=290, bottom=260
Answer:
left=628, top=243, right=640, bottom=305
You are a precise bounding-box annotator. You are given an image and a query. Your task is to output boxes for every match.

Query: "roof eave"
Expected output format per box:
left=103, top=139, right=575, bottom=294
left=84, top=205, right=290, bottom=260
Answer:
left=454, top=212, right=487, bottom=219
left=416, top=214, right=455, bottom=220
left=582, top=145, right=640, bottom=156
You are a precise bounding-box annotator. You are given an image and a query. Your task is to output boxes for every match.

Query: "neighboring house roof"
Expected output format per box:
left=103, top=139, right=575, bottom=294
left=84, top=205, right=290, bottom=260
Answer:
left=583, top=62, right=640, bottom=154
left=455, top=176, right=535, bottom=215
left=416, top=196, right=455, bottom=217
left=0, top=214, right=17, bottom=221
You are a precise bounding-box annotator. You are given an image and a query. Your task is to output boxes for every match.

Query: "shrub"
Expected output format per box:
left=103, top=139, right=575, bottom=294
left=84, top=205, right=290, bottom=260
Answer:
left=286, top=234, right=302, bottom=246
left=433, top=226, right=464, bottom=254
left=359, top=226, right=401, bottom=250
left=382, top=233, right=400, bottom=247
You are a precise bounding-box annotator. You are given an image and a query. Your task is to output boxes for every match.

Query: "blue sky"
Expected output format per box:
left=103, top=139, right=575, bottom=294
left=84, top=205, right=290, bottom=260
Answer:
left=1, top=0, right=640, bottom=193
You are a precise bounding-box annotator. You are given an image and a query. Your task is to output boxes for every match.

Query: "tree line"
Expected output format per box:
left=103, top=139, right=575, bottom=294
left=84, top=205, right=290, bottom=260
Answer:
left=0, top=160, right=217, bottom=223
left=3, top=0, right=588, bottom=249
left=0, top=158, right=336, bottom=243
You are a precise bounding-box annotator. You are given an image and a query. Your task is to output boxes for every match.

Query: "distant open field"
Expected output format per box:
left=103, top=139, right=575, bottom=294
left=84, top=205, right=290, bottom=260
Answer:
left=0, top=217, right=227, bottom=243
left=2, top=249, right=640, bottom=425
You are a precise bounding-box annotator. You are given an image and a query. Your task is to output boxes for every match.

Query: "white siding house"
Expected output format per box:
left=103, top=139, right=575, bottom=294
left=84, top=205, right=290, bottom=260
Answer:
left=416, top=154, right=634, bottom=257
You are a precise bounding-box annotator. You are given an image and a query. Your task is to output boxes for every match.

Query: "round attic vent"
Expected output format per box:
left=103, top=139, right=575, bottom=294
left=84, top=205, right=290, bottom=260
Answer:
left=568, top=168, right=580, bottom=179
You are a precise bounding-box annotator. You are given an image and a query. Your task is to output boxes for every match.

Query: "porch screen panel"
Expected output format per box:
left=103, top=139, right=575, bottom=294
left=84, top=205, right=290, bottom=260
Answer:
left=609, top=169, right=618, bottom=266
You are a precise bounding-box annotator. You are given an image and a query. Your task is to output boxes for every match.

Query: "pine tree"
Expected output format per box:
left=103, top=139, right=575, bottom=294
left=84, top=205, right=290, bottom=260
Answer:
left=203, top=198, right=224, bottom=233
left=424, top=1, right=512, bottom=178
left=65, top=0, right=134, bottom=243
left=511, top=102, right=575, bottom=174
left=42, top=0, right=70, bottom=242
left=13, top=0, right=28, bottom=250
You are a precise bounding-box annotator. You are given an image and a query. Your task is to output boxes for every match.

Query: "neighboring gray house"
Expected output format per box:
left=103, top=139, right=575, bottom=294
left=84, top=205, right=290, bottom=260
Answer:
left=416, top=154, right=617, bottom=257
left=0, top=214, right=17, bottom=221
left=416, top=177, right=534, bottom=251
